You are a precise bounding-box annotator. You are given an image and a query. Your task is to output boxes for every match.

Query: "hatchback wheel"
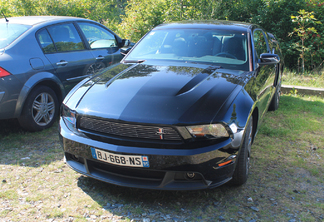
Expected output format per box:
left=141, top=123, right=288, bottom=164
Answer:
left=18, top=86, right=59, bottom=131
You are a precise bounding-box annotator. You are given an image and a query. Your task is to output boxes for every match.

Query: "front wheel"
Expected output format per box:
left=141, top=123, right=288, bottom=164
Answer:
left=231, top=116, right=253, bottom=186
left=18, top=86, right=59, bottom=131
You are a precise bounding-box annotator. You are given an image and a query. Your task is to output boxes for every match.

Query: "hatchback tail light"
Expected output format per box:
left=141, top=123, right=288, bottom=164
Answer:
left=0, top=67, right=11, bottom=78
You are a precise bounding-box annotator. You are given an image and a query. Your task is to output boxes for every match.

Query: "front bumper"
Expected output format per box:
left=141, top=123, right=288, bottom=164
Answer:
left=59, top=118, right=244, bottom=190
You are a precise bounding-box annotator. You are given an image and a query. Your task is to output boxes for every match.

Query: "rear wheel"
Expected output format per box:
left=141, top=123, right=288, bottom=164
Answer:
left=18, top=86, right=59, bottom=131
left=231, top=116, right=253, bottom=186
left=268, top=84, right=280, bottom=111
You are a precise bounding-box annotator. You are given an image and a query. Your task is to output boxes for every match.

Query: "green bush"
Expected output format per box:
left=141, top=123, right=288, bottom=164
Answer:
left=0, top=0, right=126, bottom=24
left=110, top=0, right=166, bottom=41
left=1, top=0, right=323, bottom=72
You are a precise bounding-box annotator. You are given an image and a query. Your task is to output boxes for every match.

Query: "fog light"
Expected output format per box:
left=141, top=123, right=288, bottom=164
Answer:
left=186, top=172, right=195, bottom=179
left=71, top=154, right=78, bottom=161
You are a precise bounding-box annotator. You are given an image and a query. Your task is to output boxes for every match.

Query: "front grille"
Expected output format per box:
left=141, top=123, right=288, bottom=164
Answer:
left=78, top=117, right=182, bottom=141
left=88, top=159, right=165, bottom=181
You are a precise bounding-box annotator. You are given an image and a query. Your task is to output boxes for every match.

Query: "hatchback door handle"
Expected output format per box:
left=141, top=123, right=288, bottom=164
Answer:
left=56, top=61, right=68, bottom=66
left=96, top=56, right=104, bottom=60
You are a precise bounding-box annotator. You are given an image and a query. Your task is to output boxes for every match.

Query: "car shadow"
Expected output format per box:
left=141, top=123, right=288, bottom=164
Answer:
left=0, top=118, right=25, bottom=136
left=73, top=95, right=324, bottom=220
left=76, top=175, right=240, bottom=220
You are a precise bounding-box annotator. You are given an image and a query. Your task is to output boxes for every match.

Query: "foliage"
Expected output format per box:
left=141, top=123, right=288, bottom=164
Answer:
left=111, top=0, right=166, bottom=41
left=114, top=0, right=324, bottom=72
left=0, top=0, right=126, bottom=24
left=303, top=0, right=324, bottom=71
left=1, top=0, right=324, bottom=72
left=113, top=0, right=265, bottom=41
left=250, top=0, right=305, bottom=69
left=290, top=10, right=321, bottom=73
left=255, top=0, right=324, bottom=71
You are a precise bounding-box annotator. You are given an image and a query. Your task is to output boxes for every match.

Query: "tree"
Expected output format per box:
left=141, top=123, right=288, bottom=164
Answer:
left=290, top=10, right=321, bottom=73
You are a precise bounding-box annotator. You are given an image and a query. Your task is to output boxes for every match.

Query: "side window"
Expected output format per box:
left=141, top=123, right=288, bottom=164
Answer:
left=46, top=23, right=85, bottom=52
left=253, top=30, right=268, bottom=58
left=37, top=29, right=56, bottom=53
left=78, top=22, right=117, bottom=49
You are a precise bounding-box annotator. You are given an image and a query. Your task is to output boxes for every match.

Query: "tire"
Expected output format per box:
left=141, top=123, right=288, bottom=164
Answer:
left=231, top=116, right=253, bottom=186
left=268, top=84, right=281, bottom=111
left=18, top=86, right=59, bottom=132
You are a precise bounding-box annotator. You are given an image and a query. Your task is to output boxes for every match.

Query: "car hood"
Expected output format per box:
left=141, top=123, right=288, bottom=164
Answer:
left=70, top=62, right=247, bottom=125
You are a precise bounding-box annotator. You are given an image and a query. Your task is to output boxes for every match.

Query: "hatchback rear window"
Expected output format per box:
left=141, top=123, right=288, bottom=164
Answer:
left=0, top=23, right=31, bottom=49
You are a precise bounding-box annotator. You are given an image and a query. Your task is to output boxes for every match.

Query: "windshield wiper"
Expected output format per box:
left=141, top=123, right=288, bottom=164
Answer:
left=184, top=60, right=223, bottom=68
left=123, top=60, right=145, bottom=64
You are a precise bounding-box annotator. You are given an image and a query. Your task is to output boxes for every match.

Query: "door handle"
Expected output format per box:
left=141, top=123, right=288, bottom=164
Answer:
left=96, top=56, right=104, bottom=60
left=56, top=61, right=68, bottom=66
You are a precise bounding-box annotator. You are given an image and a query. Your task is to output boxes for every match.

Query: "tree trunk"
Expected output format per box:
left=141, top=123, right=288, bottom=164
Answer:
left=302, top=38, right=305, bottom=74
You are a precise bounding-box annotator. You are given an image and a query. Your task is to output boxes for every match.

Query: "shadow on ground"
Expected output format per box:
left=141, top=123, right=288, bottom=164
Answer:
left=76, top=175, right=244, bottom=221
left=0, top=118, right=25, bottom=136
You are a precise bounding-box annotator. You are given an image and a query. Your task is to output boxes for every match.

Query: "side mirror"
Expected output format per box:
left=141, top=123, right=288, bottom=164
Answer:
left=120, top=39, right=135, bottom=55
left=122, top=39, right=131, bottom=47
left=120, top=47, right=132, bottom=56
left=259, top=53, right=280, bottom=65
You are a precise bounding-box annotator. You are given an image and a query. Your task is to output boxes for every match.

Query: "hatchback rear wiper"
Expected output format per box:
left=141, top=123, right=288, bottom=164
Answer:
left=123, top=60, right=145, bottom=64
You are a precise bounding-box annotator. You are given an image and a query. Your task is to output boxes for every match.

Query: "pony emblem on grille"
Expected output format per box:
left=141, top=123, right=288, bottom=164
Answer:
left=156, top=128, right=169, bottom=140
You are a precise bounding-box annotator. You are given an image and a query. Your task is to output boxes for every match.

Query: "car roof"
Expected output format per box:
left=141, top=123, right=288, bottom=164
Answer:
left=0, top=16, right=89, bottom=26
left=154, top=20, right=254, bottom=32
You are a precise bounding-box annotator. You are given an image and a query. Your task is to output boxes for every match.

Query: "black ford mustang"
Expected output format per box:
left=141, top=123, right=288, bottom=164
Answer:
left=59, top=21, right=283, bottom=190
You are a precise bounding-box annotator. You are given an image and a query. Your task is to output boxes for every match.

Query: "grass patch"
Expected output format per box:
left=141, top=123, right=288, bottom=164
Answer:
left=258, top=125, right=289, bottom=137
left=0, top=190, right=18, bottom=200
left=0, top=95, right=323, bottom=221
left=282, top=69, right=324, bottom=88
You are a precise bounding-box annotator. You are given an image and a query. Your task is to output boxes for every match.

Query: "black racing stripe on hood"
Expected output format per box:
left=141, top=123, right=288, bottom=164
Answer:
left=176, top=66, right=222, bottom=96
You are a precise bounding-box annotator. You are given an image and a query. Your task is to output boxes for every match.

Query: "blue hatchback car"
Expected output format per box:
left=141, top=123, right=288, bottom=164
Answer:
left=0, top=16, right=130, bottom=131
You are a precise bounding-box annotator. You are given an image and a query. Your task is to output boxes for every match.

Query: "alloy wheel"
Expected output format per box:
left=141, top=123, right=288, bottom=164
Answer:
left=32, top=92, right=55, bottom=126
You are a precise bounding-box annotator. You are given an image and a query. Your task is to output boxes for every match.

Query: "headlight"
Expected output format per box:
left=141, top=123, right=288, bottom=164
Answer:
left=61, top=104, right=77, bottom=133
left=186, top=124, right=229, bottom=139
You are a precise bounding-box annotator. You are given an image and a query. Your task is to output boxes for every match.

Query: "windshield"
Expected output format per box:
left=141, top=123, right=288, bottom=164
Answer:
left=126, top=28, right=249, bottom=71
left=0, top=23, right=31, bottom=48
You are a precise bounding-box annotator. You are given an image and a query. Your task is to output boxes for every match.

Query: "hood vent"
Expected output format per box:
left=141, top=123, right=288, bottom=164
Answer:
left=176, top=65, right=221, bottom=96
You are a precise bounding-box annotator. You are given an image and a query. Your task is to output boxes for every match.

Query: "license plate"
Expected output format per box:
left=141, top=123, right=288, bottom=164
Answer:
left=91, top=147, right=149, bottom=168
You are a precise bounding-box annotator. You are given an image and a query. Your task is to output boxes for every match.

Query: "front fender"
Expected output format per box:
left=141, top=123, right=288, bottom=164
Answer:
left=14, top=72, right=65, bottom=117
left=213, top=88, right=254, bottom=130
left=212, top=88, right=256, bottom=168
